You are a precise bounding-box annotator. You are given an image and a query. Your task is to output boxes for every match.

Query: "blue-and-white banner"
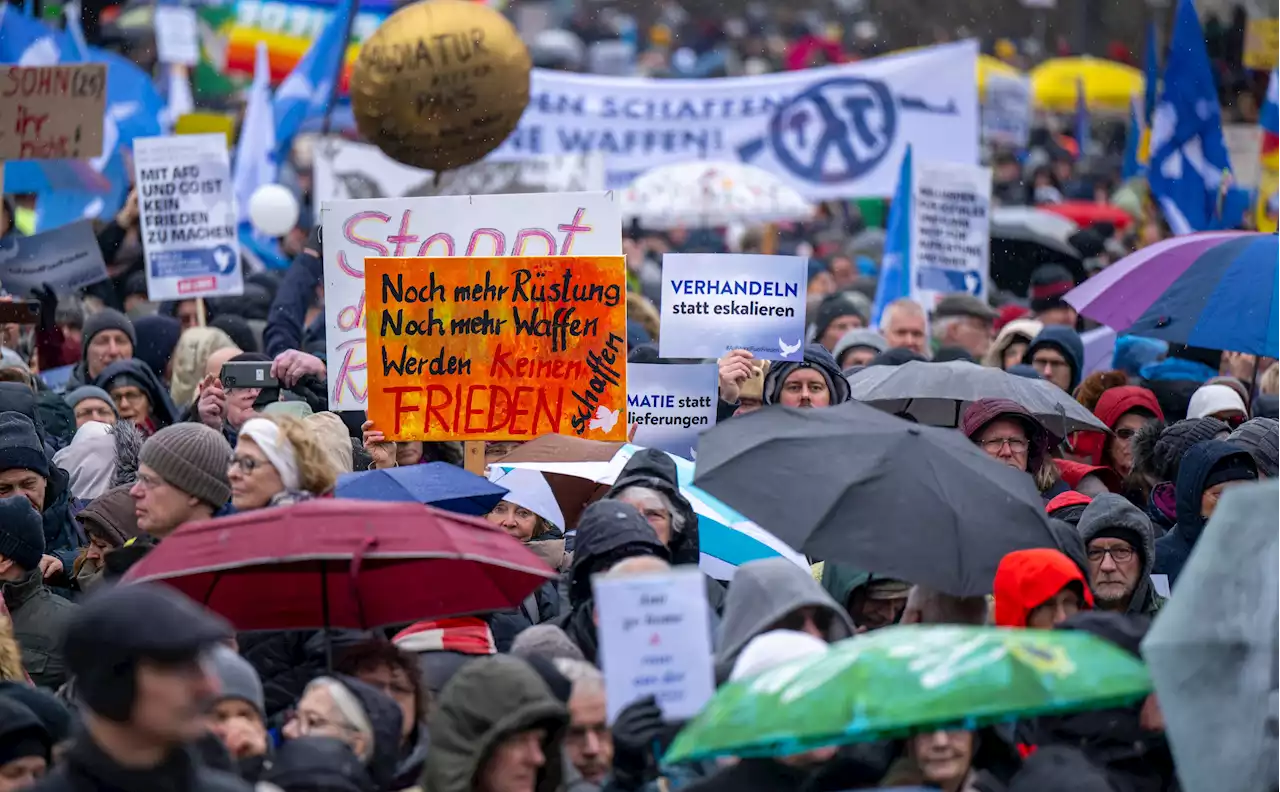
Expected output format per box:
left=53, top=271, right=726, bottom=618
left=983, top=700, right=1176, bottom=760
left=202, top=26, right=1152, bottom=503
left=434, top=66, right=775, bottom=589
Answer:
left=626, top=363, right=718, bottom=461
left=981, top=71, right=1032, bottom=148
left=491, top=41, right=980, bottom=200
left=659, top=253, right=807, bottom=361
left=908, top=160, right=992, bottom=310
left=134, top=133, right=244, bottom=301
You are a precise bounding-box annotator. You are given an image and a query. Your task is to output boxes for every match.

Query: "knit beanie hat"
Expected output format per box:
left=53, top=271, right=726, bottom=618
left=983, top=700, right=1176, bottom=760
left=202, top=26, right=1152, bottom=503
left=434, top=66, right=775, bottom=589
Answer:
left=0, top=495, right=44, bottom=571
left=0, top=412, right=48, bottom=478
left=81, top=308, right=137, bottom=360
left=139, top=423, right=233, bottom=507
left=1202, top=453, right=1257, bottom=491
left=1028, top=263, right=1076, bottom=313
left=1228, top=418, right=1279, bottom=477
left=1153, top=418, right=1229, bottom=481
left=808, top=292, right=869, bottom=343
left=209, top=644, right=266, bottom=720
left=64, top=386, right=119, bottom=418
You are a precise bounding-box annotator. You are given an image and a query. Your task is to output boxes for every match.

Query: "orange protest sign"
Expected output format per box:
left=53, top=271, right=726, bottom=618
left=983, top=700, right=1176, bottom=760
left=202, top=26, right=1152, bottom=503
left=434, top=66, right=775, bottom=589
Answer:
left=365, top=255, right=628, bottom=442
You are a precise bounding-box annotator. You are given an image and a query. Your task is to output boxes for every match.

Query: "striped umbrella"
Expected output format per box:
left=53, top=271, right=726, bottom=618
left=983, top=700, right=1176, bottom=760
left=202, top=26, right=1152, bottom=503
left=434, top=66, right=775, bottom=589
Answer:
left=1065, top=232, right=1279, bottom=357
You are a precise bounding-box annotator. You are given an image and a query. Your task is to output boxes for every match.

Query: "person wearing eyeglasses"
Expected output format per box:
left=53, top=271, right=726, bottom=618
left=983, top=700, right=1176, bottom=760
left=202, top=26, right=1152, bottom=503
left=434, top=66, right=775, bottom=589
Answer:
left=1074, top=493, right=1164, bottom=617
left=1075, top=386, right=1165, bottom=497
left=228, top=415, right=336, bottom=512
left=961, top=398, right=1069, bottom=502
left=1022, top=326, right=1084, bottom=393
left=1186, top=383, right=1249, bottom=426
left=281, top=675, right=403, bottom=791
left=92, top=359, right=179, bottom=439
left=131, top=423, right=233, bottom=540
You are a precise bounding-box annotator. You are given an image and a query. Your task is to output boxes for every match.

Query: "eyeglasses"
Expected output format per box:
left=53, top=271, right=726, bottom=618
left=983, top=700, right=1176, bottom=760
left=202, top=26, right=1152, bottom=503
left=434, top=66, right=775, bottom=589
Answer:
left=229, top=456, right=267, bottom=474
left=1114, top=427, right=1139, bottom=440
left=1087, top=546, right=1135, bottom=564
left=286, top=708, right=358, bottom=736
left=133, top=471, right=169, bottom=491
left=980, top=437, right=1029, bottom=453
left=75, top=405, right=115, bottom=421
left=111, top=388, right=148, bottom=404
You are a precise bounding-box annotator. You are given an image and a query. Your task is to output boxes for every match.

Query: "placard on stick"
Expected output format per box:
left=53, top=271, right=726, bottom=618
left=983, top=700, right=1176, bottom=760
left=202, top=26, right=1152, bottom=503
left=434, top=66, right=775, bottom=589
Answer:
left=0, top=65, right=106, bottom=161
left=365, top=255, right=629, bottom=442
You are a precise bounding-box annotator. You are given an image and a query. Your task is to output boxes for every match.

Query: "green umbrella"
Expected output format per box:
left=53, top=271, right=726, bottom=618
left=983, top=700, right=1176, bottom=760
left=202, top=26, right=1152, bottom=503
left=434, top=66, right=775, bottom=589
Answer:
left=663, top=624, right=1151, bottom=765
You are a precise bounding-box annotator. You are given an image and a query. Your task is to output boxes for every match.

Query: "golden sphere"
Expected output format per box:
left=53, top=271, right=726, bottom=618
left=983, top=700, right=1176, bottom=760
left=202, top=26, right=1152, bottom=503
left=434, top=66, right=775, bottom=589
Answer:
left=349, top=0, right=531, bottom=172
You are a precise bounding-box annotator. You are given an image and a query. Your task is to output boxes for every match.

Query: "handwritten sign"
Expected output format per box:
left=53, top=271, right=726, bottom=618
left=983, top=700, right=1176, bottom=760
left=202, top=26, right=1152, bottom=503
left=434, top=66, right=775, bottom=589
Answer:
left=0, top=220, right=108, bottom=296
left=659, top=254, right=807, bottom=362
left=593, top=568, right=715, bottom=722
left=134, top=133, right=243, bottom=301
left=627, top=363, right=718, bottom=461
left=0, top=65, right=106, bottom=161
left=364, top=255, right=628, bottom=441
left=321, top=192, right=621, bottom=411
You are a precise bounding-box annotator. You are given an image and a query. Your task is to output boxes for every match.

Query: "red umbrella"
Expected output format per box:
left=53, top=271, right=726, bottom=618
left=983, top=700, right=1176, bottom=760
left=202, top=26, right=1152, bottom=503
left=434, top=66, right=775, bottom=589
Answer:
left=122, top=499, right=555, bottom=632
left=1042, top=201, right=1133, bottom=230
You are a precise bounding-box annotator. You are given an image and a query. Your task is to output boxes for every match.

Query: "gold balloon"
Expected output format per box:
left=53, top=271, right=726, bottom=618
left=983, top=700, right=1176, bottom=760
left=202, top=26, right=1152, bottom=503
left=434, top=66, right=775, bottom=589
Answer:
left=350, top=0, right=531, bottom=172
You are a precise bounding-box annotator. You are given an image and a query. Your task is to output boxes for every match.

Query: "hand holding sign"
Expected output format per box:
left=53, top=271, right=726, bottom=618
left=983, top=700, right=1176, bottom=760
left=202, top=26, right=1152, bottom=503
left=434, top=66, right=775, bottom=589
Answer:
left=716, top=349, right=755, bottom=404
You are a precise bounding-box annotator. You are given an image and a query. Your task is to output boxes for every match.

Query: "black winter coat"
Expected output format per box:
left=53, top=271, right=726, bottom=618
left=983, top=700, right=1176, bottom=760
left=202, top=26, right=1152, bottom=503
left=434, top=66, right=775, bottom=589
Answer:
left=32, top=734, right=252, bottom=792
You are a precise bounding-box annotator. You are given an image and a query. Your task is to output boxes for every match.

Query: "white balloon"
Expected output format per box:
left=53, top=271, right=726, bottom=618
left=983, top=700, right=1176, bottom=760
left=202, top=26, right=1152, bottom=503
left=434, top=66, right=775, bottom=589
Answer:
left=247, top=184, right=300, bottom=238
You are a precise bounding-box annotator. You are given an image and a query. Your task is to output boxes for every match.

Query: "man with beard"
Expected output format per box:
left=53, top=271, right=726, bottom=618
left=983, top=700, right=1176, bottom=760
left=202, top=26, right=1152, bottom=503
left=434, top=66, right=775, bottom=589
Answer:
left=1074, top=494, right=1164, bottom=616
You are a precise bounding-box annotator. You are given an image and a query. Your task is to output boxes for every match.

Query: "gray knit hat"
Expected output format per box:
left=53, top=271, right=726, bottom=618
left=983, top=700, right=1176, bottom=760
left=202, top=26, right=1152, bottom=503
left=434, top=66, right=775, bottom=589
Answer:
left=1153, top=417, right=1229, bottom=482
left=509, top=624, right=586, bottom=663
left=1228, top=418, right=1279, bottom=478
left=81, top=308, right=137, bottom=359
left=64, top=386, right=120, bottom=418
left=209, top=645, right=265, bottom=720
left=139, top=424, right=232, bottom=507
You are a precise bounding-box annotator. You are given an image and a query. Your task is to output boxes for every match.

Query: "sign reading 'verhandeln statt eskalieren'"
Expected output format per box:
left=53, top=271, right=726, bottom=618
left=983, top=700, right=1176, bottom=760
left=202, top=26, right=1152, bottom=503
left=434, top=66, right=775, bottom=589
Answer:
left=134, top=133, right=243, bottom=301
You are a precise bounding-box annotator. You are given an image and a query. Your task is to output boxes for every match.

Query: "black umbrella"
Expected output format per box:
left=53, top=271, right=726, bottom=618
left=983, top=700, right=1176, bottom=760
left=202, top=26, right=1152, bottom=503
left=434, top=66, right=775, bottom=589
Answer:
left=693, top=401, right=1058, bottom=596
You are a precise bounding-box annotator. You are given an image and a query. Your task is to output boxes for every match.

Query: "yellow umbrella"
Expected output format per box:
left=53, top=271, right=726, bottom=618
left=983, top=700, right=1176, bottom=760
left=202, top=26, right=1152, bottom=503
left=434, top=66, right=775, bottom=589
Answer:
left=978, top=55, right=1023, bottom=97
left=887, top=48, right=1024, bottom=98
left=1031, top=57, right=1144, bottom=114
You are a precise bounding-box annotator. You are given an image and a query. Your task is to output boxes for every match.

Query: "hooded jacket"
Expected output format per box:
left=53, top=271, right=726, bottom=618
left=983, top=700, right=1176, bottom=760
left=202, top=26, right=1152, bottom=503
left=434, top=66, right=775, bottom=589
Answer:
left=1023, top=326, right=1085, bottom=392
left=92, top=358, right=180, bottom=432
left=53, top=422, right=116, bottom=501
left=714, top=557, right=854, bottom=682
left=1074, top=386, right=1164, bottom=470
left=1075, top=494, right=1163, bottom=617
left=553, top=500, right=668, bottom=664
left=982, top=318, right=1043, bottom=369
left=422, top=655, right=568, bottom=792
left=992, top=549, right=1094, bottom=628
left=261, top=736, right=374, bottom=792
left=1154, top=440, right=1258, bottom=585
left=605, top=449, right=727, bottom=614
left=333, top=675, right=404, bottom=792
left=762, top=343, right=850, bottom=405
left=2, top=568, right=78, bottom=688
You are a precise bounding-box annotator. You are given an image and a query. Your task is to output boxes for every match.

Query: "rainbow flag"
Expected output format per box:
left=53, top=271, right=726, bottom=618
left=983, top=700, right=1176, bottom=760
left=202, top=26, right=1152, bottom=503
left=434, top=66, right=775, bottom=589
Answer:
left=1259, top=70, right=1278, bottom=233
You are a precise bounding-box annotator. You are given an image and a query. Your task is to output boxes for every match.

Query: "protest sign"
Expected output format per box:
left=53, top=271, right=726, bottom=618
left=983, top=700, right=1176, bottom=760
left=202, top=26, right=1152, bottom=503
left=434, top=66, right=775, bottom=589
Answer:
left=489, top=41, right=979, bottom=200
left=593, top=568, right=715, bottom=722
left=982, top=72, right=1032, bottom=149
left=155, top=7, right=201, bottom=66
left=134, top=133, right=243, bottom=301
left=1244, top=18, right=1278, bottom=71
left=627, top=364, right=718, bottom=460
left=659, top=254, right=807, bottom=361
left=0, top=65, right=106, bottom=160
left=364, top=255, right=628, bottom=442
left=1224, top=124, right=1262, bottom=188
left=909, top=160, right=992, bottom=309
left=312, top=139, right=604, bottom=206
left=321, top=191, right=621, bottom=411
left=0, top=220, right=108, bottom=296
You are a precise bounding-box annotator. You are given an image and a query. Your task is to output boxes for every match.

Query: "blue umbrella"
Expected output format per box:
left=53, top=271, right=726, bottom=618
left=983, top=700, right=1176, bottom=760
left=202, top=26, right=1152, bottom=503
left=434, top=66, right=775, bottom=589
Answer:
left=335, top=462, right=508, bottom=516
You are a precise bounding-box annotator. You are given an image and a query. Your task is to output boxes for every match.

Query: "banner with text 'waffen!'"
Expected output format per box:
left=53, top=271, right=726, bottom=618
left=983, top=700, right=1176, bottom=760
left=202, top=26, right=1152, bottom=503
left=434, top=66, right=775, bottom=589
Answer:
left=364, top=255, right=628, bottom=442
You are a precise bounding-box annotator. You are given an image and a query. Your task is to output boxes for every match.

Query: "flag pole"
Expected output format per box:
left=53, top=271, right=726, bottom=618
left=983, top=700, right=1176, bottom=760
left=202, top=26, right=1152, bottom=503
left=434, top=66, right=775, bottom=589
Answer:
left=320, top=0, right=359, bottom=137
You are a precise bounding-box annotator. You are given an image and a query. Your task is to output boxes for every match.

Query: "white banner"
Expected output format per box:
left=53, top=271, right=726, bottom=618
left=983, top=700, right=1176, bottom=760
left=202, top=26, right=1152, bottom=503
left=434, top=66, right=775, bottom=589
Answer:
left=909, top=160, right=992, bottom=309
left=982, top=72, right=1032, bottom=149
left=626, top=364, right=718, bottom=461
left=321, top=191, right=621, bottom=411
left=312, top=139, right=606, bottom=206
left=134, top=133, right=243, bottom=301
left=490, top=41, right=980, bottom=200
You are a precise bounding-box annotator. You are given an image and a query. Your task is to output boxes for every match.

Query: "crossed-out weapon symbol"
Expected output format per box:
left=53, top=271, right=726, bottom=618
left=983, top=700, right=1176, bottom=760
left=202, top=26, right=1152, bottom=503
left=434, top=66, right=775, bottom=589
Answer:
left=739, top=77, right=958, bottom=184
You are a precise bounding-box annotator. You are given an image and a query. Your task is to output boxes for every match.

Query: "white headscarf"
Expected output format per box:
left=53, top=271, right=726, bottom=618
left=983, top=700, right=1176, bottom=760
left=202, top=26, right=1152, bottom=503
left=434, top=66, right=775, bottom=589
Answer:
left=238, top=418, right=301, bottom=492
left=53, top=421, right=115, bottom=500
left=486, top=467, right=565, bottom=531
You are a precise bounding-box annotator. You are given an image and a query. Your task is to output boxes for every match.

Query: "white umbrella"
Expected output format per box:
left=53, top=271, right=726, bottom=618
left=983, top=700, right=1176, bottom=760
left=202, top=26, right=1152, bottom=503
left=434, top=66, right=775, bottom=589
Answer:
left=621, top=161, right=814, bottom=229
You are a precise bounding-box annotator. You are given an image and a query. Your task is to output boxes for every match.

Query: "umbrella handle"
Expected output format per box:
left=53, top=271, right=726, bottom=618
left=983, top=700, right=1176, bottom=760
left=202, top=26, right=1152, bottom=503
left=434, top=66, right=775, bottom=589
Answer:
left=349, top=537, right=378, bottom=629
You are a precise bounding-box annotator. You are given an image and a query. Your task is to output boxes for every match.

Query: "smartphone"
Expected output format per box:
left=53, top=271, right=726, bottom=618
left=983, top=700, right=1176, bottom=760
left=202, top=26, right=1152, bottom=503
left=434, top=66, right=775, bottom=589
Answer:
left=220, top=360, right=278, bottom=390
left=0, top=301, right=40, bottom=325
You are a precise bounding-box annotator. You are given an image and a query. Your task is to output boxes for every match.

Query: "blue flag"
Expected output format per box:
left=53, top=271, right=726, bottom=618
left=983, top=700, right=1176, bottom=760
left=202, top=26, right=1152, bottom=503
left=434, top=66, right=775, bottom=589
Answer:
left=872, top=146, right=912, bottom=329
left=1122, top=98, right=1143, bottom=180
left=1074, top=77, right=1089, bottom=159
left=1143, top=21, right=1159, bottom=127
left=273, top=0, right=354, bottom=161
left=1148, top=0, right=1237, bottom=234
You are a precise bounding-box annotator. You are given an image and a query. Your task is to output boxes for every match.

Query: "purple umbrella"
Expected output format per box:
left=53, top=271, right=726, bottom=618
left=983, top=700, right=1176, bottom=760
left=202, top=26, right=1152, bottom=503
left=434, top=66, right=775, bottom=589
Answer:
left=1065, top=232, right=1279, bottom=357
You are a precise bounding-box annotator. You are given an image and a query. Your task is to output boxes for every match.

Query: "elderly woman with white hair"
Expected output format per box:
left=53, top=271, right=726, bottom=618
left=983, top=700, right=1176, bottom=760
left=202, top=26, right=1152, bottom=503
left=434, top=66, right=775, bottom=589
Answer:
left=485, top=467, right=571, bottom=574
left=282, top=675, right=404, bottom=790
